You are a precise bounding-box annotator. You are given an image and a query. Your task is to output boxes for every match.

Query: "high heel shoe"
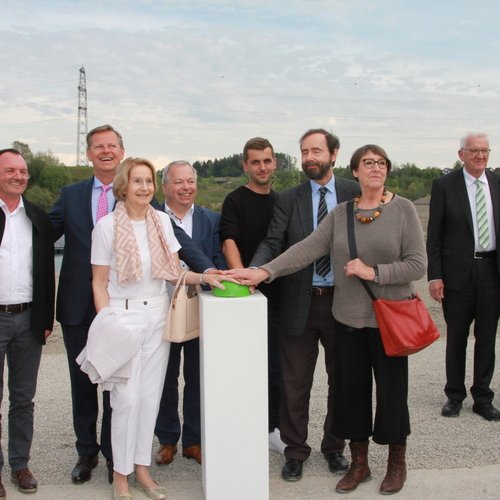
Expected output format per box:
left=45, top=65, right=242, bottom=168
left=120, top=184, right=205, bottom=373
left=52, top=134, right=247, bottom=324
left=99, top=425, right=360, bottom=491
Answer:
left=133, top=479, right=166, bottom=500
left=112, top=483, right=133, bottom=499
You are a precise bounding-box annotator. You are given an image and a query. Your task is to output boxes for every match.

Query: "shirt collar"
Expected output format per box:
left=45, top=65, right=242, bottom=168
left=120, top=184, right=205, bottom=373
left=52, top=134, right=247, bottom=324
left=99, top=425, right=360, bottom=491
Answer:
left=310, top=175, right=336, bottom=195
left=0, top=195, right=25, bottom=214
left=93, top=177, right=113, bottom=190
left=463, top=168, right=487, bottom=187
left=164, top=203, right=194, bottom=222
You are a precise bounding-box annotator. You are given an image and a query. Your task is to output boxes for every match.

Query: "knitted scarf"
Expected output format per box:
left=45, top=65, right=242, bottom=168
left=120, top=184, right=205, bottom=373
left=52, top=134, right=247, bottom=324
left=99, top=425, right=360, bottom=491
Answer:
left=113, top=201, right=179, bottom=285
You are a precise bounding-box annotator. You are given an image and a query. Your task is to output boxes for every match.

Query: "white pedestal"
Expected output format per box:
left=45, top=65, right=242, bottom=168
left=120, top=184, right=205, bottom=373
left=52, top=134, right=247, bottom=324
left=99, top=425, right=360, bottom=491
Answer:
left=199, top=291, right=269, bottom=500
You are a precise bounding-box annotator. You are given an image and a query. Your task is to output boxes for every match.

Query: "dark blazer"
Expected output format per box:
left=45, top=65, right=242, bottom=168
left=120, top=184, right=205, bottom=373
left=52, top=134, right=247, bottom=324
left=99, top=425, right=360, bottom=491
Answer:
left=49, top=177, right=215, bottom=326
left=0, top=197, right=55, bottom=344
left=191, top=205, right=227, bottom=270
left=251, top=177, right=360, bottom=337
left=427, top=167, right=500, bottom=290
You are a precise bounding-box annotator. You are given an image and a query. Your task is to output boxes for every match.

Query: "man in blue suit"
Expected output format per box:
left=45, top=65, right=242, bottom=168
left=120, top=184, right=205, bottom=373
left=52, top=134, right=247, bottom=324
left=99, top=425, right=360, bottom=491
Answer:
left=49, top=126, right=215, bottom=485
left=155, top=160, right=226, bottom=466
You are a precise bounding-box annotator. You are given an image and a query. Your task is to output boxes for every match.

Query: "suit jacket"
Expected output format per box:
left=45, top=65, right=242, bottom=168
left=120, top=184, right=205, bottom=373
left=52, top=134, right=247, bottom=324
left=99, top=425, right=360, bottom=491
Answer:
left=0, top=197, right=55, bottom=344
left=427, top=167, right=500, bottom=290
left=49, top=177, right=215, bottom=326
left=251, top=177, right=360, bottom=337
left=191, top=205, right=227, bottom=270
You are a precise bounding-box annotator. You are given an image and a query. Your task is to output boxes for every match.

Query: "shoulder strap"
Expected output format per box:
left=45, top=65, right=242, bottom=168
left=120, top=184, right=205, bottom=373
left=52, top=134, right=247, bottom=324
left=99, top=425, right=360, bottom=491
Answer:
left=346, top=200, right=376, bottom=301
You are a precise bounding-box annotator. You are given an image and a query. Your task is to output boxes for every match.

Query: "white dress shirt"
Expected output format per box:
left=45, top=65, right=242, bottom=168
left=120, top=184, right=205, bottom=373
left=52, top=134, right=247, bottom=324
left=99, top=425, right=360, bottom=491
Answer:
left=0, top=197, right=33, bottom=304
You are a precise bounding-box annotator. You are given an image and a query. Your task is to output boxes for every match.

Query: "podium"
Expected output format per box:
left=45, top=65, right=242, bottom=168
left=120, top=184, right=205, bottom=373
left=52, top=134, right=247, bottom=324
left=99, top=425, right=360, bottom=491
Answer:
left=199, top=291, right=269, bottom=500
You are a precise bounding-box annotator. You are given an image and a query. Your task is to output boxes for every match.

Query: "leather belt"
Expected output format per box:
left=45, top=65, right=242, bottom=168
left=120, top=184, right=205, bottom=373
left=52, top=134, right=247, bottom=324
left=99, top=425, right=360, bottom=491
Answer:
left=311, top=286, right=334, bottom=296
left=0, top=302, right=32, bottom=314
left=474, top=251, right=496, bottom=259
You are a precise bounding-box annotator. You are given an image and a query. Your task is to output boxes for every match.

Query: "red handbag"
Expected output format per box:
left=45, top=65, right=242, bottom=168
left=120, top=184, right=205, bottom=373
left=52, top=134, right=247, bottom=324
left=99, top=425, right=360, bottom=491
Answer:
left=372, top=295, right=440, bottom=356
left=346, top=201, right=440, bottom=357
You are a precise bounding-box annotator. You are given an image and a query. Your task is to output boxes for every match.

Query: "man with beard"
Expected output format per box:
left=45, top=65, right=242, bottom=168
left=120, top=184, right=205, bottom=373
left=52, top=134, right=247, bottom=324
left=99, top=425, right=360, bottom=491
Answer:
left=251, top=129, right=360, bottom=482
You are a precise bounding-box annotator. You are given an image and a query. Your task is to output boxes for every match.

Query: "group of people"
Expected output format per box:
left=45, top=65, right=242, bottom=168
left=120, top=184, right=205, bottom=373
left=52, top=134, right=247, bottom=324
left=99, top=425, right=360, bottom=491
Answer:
left=0, top=126, right=498, bottom=498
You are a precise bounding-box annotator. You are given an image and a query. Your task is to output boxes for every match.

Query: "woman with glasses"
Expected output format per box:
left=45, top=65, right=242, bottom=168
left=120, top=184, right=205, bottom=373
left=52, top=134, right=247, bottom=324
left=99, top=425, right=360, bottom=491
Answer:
left=228, top=144, right=426, bottom=495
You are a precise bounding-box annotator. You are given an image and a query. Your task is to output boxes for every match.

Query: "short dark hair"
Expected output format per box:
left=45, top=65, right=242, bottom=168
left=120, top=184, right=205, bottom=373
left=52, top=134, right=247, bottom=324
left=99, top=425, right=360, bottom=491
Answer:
left=299, top=129, right=340, bottom=154
left=86, top=124, right=124, bottom=149
left=243, top=137, right=275, bottom=163
left=0, top=148, right=23, bottom=159
left=349, top=144, right=392, bottom=176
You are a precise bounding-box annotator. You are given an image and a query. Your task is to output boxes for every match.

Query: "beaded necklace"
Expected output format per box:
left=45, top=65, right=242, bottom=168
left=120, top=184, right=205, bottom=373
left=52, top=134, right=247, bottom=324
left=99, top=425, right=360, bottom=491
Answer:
left=353, top=187, right=387, bottom=223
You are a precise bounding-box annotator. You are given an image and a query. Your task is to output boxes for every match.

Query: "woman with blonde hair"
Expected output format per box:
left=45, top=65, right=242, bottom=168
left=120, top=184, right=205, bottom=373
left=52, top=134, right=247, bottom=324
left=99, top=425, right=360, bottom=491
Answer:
left=91, top=157, right=229, bottom=499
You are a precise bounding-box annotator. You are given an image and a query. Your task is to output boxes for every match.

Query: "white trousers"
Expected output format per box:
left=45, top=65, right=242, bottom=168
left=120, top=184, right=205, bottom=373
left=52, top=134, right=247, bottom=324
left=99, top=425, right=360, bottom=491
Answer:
left=109, top=294, right=170, bottom=475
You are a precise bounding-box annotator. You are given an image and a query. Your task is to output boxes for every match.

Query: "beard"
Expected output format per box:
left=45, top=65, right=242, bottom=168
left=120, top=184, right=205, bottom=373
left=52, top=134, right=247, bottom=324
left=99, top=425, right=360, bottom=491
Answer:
left=302, top=160, right=332, bottom=180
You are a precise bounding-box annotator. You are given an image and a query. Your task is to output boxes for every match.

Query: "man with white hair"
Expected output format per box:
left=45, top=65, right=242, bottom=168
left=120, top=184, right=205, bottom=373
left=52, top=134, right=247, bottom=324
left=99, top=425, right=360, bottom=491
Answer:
left=428, top=132, right=500, bottom=421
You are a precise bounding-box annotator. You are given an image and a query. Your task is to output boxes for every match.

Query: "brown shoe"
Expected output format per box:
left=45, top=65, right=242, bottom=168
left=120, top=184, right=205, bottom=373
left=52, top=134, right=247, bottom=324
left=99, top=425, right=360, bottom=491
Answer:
left=335, top=441, right=371, bottom=493
left=11, top=468, right=38, bottom=494
left=0, top=477, right=5, bottom=499
left=155, top=444, right=177, bottom=465
left=380, top=443, right=406, bottom=495
left=182, top=444, right=202, bottom=464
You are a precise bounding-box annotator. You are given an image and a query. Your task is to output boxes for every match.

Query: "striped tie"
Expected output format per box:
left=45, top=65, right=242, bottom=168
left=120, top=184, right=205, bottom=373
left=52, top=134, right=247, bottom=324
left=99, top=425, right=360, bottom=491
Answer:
left=96, top=185, right=112, bottom=222
left=315, top=187, right=331, bottom=277
left=474, top=179, right=489, bottom=249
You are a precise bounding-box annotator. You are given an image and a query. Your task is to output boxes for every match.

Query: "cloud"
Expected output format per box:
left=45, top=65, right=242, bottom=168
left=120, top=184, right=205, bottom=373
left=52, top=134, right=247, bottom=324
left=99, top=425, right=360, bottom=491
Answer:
left=1, top=1, right=500, bottom=169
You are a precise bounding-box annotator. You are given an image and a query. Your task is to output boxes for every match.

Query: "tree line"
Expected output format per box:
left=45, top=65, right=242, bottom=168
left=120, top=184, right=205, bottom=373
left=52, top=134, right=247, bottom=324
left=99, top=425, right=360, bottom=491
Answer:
left=12, top=141, right=466, bottom=213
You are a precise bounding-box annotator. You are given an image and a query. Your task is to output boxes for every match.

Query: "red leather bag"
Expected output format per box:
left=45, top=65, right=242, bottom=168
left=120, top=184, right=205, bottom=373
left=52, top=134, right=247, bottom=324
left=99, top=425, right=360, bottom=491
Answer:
left=372, top=295, right=440, bottom=356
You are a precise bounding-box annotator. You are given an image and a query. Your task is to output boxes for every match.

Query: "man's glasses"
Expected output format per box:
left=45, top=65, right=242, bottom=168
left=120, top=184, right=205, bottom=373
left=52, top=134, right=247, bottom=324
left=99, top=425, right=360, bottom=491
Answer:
left=462, top=148, right=491, bottom=156
left=362, top=159, right=388, bottom=169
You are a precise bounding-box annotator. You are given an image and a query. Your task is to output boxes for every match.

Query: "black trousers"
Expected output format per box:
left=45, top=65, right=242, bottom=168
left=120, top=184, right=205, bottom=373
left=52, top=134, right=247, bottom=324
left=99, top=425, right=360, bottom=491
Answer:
left=332, top=320, right=410, bottom=445
left=62, top=323, right=112, bottom=460
left=155, top=338, right=201, bottom=448
left=279, top=294, right=344, bottom=461
left=442, top=257, right=500, bottom=404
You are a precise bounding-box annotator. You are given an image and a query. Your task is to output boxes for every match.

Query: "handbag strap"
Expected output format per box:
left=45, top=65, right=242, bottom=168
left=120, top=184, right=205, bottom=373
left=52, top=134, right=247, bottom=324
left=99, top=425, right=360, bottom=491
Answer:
left=346, top=200, right=377, bottom=302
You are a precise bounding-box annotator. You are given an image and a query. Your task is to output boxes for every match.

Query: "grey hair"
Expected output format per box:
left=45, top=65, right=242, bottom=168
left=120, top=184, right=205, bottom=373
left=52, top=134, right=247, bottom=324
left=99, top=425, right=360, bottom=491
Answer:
left=161, top=160, right=197, bottom=184
left=460, top=132, right=489, bottom=149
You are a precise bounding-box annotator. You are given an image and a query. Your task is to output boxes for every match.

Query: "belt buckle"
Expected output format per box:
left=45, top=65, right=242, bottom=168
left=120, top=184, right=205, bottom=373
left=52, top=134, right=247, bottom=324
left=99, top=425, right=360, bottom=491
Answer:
left=474, top=252, right=483, bottom=260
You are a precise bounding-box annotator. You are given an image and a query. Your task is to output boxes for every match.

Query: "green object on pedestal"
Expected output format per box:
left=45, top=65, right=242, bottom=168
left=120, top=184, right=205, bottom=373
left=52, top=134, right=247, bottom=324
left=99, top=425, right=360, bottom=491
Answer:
left=212, top=281, right=251, bottom=298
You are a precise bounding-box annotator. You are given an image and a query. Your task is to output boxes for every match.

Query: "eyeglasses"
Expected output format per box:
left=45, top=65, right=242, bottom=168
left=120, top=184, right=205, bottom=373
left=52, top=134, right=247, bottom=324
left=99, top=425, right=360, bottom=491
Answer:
left=361, top=159, right=388, bottom=169
left=462, top=148, right=491, bottom=156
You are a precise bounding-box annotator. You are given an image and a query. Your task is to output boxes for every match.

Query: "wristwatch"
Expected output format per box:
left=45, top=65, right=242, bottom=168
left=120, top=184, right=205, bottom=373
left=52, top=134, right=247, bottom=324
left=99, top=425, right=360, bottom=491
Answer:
left=373, top=266, right=380, bottom=284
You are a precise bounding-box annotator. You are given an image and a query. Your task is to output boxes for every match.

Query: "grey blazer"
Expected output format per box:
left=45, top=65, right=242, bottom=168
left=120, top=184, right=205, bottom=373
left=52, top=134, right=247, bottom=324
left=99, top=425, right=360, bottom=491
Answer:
left=251, top=177, right=360, bottom=337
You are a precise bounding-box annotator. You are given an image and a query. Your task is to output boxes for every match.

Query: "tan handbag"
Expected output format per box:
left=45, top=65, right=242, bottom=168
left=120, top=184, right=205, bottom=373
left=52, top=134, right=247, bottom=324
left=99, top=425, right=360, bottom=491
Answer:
left=164, top=270, right=201, bottom=343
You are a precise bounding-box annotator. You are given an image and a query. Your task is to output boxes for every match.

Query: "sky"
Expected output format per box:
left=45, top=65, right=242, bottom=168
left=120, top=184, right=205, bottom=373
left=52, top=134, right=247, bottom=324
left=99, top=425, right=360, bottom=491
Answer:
left=2, top=0, right=500, bottom=171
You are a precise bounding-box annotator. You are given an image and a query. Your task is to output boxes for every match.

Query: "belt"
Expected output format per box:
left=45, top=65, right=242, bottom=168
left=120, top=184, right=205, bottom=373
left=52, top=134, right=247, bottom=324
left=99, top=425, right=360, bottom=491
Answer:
left=474, top=251, right=497, bottom=259
left=311, top=286, right=334, bottom=296
left=0, top=302, right=32, bottom=314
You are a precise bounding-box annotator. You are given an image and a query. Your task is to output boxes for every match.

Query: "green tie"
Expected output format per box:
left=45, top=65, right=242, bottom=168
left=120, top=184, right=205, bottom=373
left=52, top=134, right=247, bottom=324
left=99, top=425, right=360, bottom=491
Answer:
left=474, top=179, right=490, bottom=249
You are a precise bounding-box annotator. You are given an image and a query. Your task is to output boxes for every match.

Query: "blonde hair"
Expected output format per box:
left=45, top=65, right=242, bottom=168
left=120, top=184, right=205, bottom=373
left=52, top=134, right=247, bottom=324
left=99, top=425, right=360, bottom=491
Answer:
left=113, top=157, right=157, bottom=201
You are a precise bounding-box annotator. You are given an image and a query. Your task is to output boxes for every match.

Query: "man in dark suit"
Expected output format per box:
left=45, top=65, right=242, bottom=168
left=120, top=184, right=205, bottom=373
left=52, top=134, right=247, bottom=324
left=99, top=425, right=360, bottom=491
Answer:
left=49, top=126, right=216, bottom=485
left=155, top=161, right=226, bottom=466
left=0, top=148, right=55, bottom=496
left=427, top=132, right=500, bottom=422
left=251, top=129, right=360, bottom=481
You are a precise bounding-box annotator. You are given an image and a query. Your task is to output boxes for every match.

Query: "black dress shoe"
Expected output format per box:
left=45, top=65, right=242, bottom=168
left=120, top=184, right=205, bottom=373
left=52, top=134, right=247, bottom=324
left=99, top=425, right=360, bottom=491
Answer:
left=472, top=402, right=500, bottom=421
left=106, top=459, right=114, bottom=484
left=325, top=451, right=348, bottom=473
left=441, top=399, right=462, bottom=417
left=72, top=454, right=98, bottom=483
left=281, top=458, right=303, bottom=482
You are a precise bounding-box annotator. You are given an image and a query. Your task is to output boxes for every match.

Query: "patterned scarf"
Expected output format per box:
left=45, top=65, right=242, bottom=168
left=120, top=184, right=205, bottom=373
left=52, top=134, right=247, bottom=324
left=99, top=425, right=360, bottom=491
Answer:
left=114, top=201, right=179, bottom=285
